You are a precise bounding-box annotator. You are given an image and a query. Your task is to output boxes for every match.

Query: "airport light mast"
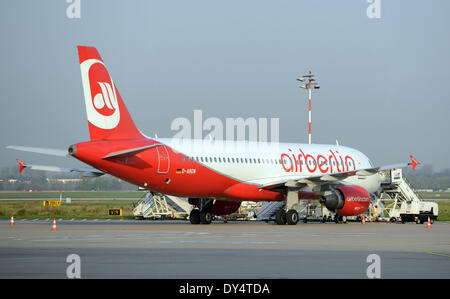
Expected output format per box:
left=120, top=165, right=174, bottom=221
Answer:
left=297, top=71, right=320, bottom=144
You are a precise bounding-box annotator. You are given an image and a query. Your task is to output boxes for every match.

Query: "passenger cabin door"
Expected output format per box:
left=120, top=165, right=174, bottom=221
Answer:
left=156, top=145, right=170, bottom=174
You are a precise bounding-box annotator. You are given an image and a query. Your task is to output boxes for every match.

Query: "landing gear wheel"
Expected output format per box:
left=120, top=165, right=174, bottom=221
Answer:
left=190, top=209, right=201, bottom=224
left=321, top=216, right=326, bottom=223
left=200, top=211, right=212, bottom=224
left=286, top=209, right=299, bottom=225
left=275, top=210, right=286, bottom=225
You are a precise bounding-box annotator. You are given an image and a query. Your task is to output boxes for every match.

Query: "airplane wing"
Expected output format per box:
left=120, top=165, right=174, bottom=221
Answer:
left=6, top=145, right=68, bottom=157
left=258, top=156, right=419, bottom=191
left=16, top=159, right=104, bottom=177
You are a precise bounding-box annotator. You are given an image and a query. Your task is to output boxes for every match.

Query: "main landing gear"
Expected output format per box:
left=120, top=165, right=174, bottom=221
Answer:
left=189, top=198, right=213, bottom=225
left=189, top=209, right=212, bottom=225
left=275, top=209, right=299, bottom=225
left=275, top=188, right=301, bottom=225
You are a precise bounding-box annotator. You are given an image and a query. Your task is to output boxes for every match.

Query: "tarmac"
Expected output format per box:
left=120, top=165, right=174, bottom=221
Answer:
left=1, top=219, right=449, bottom=278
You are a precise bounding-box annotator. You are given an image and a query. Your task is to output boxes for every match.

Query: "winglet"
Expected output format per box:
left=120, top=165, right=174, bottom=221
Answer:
left=409, top=155, right=420, bottom=171
left=16, top=159, right=26, bottom=173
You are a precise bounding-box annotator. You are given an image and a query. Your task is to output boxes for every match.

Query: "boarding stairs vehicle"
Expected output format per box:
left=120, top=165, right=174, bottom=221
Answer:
left=165, top=195, right=192, bottom=215
left=133, top=192, right=191, bottom=220
left=255, top=201, right=286, bottom=222
left=379, top=169, right=438, bottom=223
left=255, top=200, right=332, bottom=223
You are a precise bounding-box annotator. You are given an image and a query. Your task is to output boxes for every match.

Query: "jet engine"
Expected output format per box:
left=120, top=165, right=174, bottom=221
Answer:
left=321, top=185, right=370, bottom=216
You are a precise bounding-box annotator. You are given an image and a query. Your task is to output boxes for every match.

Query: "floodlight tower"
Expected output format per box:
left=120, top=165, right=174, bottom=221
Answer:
left=297, top=71, right=320, bottom=144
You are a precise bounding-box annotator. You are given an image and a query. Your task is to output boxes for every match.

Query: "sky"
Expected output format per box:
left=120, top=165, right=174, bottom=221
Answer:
left=0, top=0, right=449, bottom=171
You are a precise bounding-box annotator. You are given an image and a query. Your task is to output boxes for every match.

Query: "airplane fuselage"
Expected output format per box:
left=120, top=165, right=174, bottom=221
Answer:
left=70, top=137, right=381, bottom=201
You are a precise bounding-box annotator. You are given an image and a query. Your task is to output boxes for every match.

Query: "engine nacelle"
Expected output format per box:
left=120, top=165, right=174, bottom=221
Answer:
left=321, top=185, right=370, bottom=216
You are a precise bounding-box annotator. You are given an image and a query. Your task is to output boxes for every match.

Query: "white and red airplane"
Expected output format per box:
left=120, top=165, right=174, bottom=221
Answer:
left=8, top=46, right=420, bottom=225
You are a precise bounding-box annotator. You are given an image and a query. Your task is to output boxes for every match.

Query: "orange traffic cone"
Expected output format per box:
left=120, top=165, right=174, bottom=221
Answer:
left=9, top=216, right=15, bottom=226
left=426, top=217, right=432, bottom=229
left=51, top=218, right=58, bottom=231
left=362, top=215, right=366, bottom=224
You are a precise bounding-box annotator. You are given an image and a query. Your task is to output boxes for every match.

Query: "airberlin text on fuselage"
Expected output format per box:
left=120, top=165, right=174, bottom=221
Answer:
left=281, top=148, right=356, bottom=174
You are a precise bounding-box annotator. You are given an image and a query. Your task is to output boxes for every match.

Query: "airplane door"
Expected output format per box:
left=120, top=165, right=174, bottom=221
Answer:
left=156, top=145, right=170, bottom=174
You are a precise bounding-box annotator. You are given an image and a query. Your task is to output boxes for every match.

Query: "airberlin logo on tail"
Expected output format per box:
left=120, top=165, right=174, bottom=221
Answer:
left=80, top=59, right=120, bottom=129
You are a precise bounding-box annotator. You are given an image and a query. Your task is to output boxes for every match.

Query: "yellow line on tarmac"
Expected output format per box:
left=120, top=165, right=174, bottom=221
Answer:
left=425, top=252, right=450, bottom=258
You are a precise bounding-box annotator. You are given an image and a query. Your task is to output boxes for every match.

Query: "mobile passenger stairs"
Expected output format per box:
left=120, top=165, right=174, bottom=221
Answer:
left=133, top=192, right=192, bottom=220
left=378, top=168, right=438, bottom=223
left=255, top=199, right=335, bottom=223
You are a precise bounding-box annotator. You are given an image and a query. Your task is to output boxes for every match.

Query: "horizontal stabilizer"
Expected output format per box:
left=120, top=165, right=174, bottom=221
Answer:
left=102, top=144, right=161, bottom=159
left=15, top=159, right=103, bottom=177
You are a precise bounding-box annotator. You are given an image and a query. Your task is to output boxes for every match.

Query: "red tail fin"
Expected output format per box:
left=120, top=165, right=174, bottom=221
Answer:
left=16, top=159, right=26, bottom=173
left=410, top=155, right=420, bottom=171
left=77, top=46, right=144, bottom=140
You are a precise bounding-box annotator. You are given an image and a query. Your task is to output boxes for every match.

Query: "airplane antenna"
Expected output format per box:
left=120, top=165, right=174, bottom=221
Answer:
left=297, top=71, right=320, bottom=144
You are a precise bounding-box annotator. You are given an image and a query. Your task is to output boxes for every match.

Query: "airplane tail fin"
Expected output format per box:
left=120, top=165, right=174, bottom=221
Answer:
left=77, top=46, right=144, bottom=141
left=410, top=155, right=420, bottom=171
left=16, top=159, right=26, bottom=173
